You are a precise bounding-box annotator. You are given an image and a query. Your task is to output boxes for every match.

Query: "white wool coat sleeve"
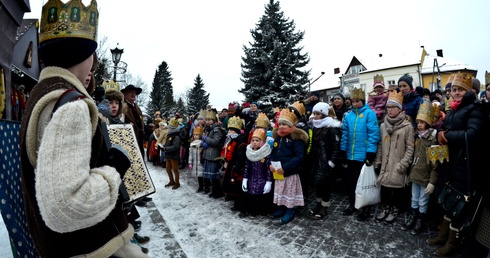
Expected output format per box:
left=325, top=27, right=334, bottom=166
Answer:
left=36, top=100, right=122, bottom=233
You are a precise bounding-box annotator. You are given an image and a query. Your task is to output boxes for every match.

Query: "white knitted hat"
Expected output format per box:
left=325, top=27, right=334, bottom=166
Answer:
left=312, top=102, right=330, bottom=117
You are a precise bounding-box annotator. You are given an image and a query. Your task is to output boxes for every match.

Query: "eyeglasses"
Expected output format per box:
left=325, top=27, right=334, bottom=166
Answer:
left=386, top=106, right=398, bottom=110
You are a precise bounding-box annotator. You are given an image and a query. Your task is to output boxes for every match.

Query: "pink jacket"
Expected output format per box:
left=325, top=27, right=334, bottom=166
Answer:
left=368, top=93, right=388, bottom=119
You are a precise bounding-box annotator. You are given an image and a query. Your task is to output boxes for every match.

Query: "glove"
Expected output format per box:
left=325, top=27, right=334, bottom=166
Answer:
left=364, top=152, right=376, bottom=166
left=202, top=135, right=207, bottom=141
left=424, top=183, right=435, bottom=194
left=188, top=164, right=193, bottom=170
left=107, top=144, right=131, bottom=178
left=263, top=181, right=272, bottom=194
left=374, top=166, right=381, bottom=176
left=202, top=141, right=209, bottom=149
left=328, top=160, right=335, bottom=169
left=242, top=178, right=248, bottom=192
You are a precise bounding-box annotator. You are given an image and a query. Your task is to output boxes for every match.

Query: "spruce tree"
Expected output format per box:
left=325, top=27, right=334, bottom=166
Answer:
left=186, top=74, right=210, bottom=114
left=239, top=0, right=310, bottom=109
left=148, top=61, right=175, bottom=117
left=175, top=97, right=187, bottom=118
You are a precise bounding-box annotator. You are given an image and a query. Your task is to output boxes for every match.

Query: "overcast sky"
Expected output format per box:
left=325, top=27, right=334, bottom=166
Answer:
left=25, top=0, right=490, bottom=109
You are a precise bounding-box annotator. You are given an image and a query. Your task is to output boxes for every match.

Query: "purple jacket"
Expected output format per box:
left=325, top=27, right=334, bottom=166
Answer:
left=243, top=156, right=272, bottom=195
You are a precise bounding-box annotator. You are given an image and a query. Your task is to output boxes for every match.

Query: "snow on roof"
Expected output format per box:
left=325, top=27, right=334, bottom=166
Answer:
left=310, top=74, right=340, bottom=91
left=420, top=55, right=477, bottom=74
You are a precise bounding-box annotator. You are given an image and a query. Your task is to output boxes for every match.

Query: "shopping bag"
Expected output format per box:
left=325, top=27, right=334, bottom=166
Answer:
left=355, top=164, right=381, bottom=209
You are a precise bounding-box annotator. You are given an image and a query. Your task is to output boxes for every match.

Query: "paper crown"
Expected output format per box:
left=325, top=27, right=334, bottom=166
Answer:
left=451, top=72, right=473, bottom=92
left=426, top=145, right=449, bottom=165
left=193, top=125, right=205, bottom=135
left=197, top=109, right=207, bottom=120
left=289, top=101, right=306, bottom=118
left=255, top=112, right=270, bottom=128
left=252, top=128, right=266, bottom=142
left=40, top=0, right=99, bottom=43
left=102, top=80, right=120, bottom=92
left=373, top=74, right=385, bottom=88
left=446, top=74, right=456, bottom=86
left=387, top=90, right=403, bottom=107
left=351, top=87, right=365, bottom=100
left=279, top=106, right=301, bottom=126
left=168, top=118, right=179, bottom=127
left=416, top=99, right=435, bottom=125
left=205, top=109, right=217, bottom=121
left=228, top=116, right=243, bottom=130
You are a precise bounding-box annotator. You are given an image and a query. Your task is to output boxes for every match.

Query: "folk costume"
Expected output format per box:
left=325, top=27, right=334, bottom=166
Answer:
left=20, top=1, right=145, bottom=256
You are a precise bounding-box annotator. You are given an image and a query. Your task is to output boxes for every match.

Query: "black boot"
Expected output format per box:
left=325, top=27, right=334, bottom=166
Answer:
left=203, top=179, right=211, bottom=194
left=401, top=208, right=417, bottom=231
left=308, top=200, right=322, bottom=217
left=196, top=177, right=204, bottom=193
left=356, top=206, right=371, bottom=221
left=210, top=179, right=224, bottom=198
left=411, top=212, right=425, bottom=236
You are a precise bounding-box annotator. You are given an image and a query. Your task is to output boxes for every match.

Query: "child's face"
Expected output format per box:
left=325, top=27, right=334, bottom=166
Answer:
left=205, top=118, right=214, bottom=125
left=416, top=120, right=428, bottom=131
left=228, top=129, right=237, bottom=135
left=251, top=138, right=261, bottom=149
left=313, top=111, right=323, bottom=120
left=198, top=118, right=205, bottom=126
left=278, top=123, right=291, bottom=130
left=193, top=134, right=201, bottom=140
left=386, top=105, right=401, bottom=118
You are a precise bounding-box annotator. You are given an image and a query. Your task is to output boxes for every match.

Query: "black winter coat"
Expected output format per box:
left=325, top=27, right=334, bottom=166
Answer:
left=311, top=125, right=341, bottom=183
left=164, top=128, right=181, bottom=160
left=441, top=92, right=486, bottom=194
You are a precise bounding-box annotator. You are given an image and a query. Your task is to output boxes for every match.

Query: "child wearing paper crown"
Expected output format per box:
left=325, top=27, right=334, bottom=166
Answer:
left=374, top=89, right=415, bottom=224
left=402, top=99, right=439, bottom=236
left=188, top=125, right=205, bottom=192
left=308, top=102, right=342, bottom=219
left=269, top=101, right=309, bottom=224
left=242, top=128, right=273, bottom=217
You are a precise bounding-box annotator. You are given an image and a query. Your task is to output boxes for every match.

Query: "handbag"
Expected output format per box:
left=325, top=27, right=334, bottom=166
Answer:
left=355, top=164, right=381, bottom=209
left=437, top=132, right=471, bottom=220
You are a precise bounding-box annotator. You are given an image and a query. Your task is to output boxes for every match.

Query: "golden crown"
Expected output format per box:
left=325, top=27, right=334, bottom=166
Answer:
left=387, top=90, right=403, bottom=106
left=197, top=109, right=207, bottom=119
left=373, top=74, right=385, bottom=87
left=451, top=72, right=473, bottom=92
left=193, top=125, right=205, bottom=135
left=205, top=109, right=217, bottom=121
left=252, top=128, right=266, bottom=142
left=169, top=118, right=179, bottom=127
left=426, top=145, right=449, bottom=165
left=40, top=0, right=99, bottom=43
left=289, top=101, right=306, bottom=117
left=102, top=80, right=120, bottom=92
left=228, top=116, right=243, bottom=130
left=351, top=87, right=365, bottom=100
left=446, top=74, right=456, bottom=85
left=279, top=107, right=299, bottom=126
left=416, top=99, right=435, bottom=125
left=432, top=103, right=441, bottom=119
left=255, top=112, right=270, bottom=128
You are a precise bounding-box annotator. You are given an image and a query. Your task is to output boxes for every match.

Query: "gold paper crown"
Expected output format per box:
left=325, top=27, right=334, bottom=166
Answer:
left=252, top=128, right=266, bottom=142
left=351, top=87, right=365, bottom=100
left=387, top=90, right=403, bottom=106
left=446, top=74, right=456, bottom=85
left=168, top=118, right=179, bottom=127
left=40, top=0, right=99, bottom=43
left=193, top=125, right=204, bottom=135
left=228, top=116, right=243, bottom=130
left=416, top=99, right=435, bottom=125
left=373, top=74, right=385, bottom=88
left=426, top=145, right=449, bottom=165
left=279, top=107, right=299, bottom=126
left=197, top=109, right=207, bottom=119
left=451, top=72, right=473, bottom=92
left=102, top=80, right=120, bottom=92
left=289, top=101, right=306, bottom=117
left=255, top=112, right=270, bottom=128
left=205, top=109, right=217, bottom=121
left=432, top=103, right=441, bottom=119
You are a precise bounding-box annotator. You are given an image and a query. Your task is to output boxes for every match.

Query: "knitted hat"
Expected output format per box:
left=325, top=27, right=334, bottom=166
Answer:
left=311, top=91, right=320, bottom=98
left=251, top=101, right=259, bottom=108
left=386, top=91, right=403, bottom=110
left=472, top=78, right=481, bottom=94
left=242, top=102, right=250, bottom=108
left=312, top=102, right=330, bottom=117
left=197, top=109, right=207, bottom=120
left=168, top=118, right=179, bottom=128
left=333, top=93, right=345, bottom=102
left=398, top=74, right=414, bottom=89
left=228, top=103, right=237, bottom=113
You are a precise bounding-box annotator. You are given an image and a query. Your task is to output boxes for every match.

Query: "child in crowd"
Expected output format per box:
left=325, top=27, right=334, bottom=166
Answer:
left=269, top=101, right=309, bottom=224
left=188, top=125, right=205, bottom=192
left=242, top=128, right=272, bottom=217
left=402, top=100, right=439, bottom=235
left=157, top=121, right=168, bottom=167
left=308, top=102, right=342, bottom=219
left=202, top=109, right=225, bottom=198
left=374, top=90, right=415, bottom=224
left=163, top=118, right=182, bottom=190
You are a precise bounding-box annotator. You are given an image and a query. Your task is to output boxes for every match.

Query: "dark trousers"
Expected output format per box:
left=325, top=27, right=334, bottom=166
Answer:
left=346, top=160, right=364, bottom=207
left=380, top=185, right=406, bottom=208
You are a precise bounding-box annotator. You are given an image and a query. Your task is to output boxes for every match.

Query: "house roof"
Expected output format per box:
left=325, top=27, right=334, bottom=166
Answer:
left=16, top=19, right=37, bottom=41
left=420, top=55, right=477, bottom=74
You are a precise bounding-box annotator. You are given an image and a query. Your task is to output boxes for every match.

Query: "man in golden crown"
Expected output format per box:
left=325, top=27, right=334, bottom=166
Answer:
left=20, top=0, right=148, bottom=257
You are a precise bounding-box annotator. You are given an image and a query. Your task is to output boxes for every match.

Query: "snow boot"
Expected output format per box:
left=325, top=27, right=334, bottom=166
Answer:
left=411, top=212, right=426, bottom=236
left=271, top=206, right=287, bottom=218
left=375, top=204, right=390, bottom=222
left=435, top=225, right=459, bottom=256
left=384, top=206, right=399, bottom=224
left=196, top=177, right=204, bottom=192
left=308, top=199, right=322, bottom=217
left=356, top=206, right=371, bottom=221
left=427, top=217, right=451, bottom=246
left=401, top=208, right=417, bottom=231
left=315, top=201, right=330, bottom=219
left=280, top=208, right=295, bottom=224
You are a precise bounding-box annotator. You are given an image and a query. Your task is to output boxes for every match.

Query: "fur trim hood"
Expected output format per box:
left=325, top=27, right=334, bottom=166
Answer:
left=272, top=127, right=309, bottom=145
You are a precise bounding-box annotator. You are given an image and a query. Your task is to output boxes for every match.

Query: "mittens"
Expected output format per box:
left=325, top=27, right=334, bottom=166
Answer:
left=202, top=141, right=209, bottom=149
left=263, top=181, right=272, bottom=194
left=188, top=164, right=193, bottom=170
left=242, top=178, right=248, bottom=192
left=364, top=152, right=376, bottom=166
left=424, top=183, right=435, bottom=194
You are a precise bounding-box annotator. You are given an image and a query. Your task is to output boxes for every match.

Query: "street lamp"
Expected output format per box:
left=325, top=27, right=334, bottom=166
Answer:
left=308, top=71, right=325, bottom=93
left=110, top=43, right=124, bottom=82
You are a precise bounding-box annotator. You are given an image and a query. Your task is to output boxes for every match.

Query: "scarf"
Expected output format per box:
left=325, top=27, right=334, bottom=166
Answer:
left=312, top=116, right=341, bottom=129
left=277, top=126, right=295, bottom=137
left=385, top=112, right=406, bottom=135
left=246, top=142, right=271, bottom=162
left=417, top=129, right=429, bottom=138
left=450, top=99, right=461, bottom=110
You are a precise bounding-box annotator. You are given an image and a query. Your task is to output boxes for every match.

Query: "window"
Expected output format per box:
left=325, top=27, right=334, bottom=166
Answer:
left=388, top=80, right=395, bottom=86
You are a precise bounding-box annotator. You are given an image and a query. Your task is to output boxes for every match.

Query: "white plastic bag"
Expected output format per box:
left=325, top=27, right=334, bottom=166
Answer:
left=354, top=164, right=381, bottom=209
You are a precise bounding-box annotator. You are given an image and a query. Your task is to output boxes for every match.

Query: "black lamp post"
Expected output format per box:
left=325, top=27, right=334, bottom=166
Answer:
left=110, top=43, right=124, bottom=82
left=309, top=71, right=325, bottom=93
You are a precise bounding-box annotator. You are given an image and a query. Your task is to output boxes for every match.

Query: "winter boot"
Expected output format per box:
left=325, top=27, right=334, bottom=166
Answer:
left=427, top=217, right=451, bottom=246
left=375, top=204, right=391, bottom=222
left=165, top=170, right=175, bottom=188
left=384, top=206, right=399, bottom=224
left=281, top=208, right=295, bottom=224
left=356, top=206, right=371, bottom=221
left=411, top=212, right=425, bottom=236
left=308, top=199, right=322, bottom=217
left=172, top=171, right=180, bottom=190
left=203, top=179, right=211, bottom=194
left=435, top=225, right=459, bottom=256
left=271, top=205, right=287, bottom=218
left=196, top=177, right=204, bottom=192
left=210, top=179, right=224, bottom=198
left=342, top=205, right=357, bottom=216
left=315, top=201, right=330, bottom=219
left=401, top=208, right=418, bottom=231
